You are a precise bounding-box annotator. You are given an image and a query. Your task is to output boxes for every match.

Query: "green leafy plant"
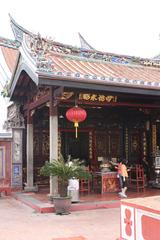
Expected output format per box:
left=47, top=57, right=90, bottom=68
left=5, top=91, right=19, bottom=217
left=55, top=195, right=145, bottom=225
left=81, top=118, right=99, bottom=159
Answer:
left=40, top=155, right=91, bottom=197
left=1, top=82, right=9, bottom=97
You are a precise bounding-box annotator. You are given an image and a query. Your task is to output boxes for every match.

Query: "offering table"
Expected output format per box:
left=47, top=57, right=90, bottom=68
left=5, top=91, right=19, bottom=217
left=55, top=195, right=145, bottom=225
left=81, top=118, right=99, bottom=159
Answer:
left=92, top=171, right=119, bottom=194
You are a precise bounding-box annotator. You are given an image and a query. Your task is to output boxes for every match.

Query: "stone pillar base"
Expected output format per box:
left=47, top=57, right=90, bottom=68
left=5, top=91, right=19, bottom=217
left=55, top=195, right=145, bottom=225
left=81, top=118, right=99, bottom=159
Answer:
left=24, top=185, right=38, bottom=192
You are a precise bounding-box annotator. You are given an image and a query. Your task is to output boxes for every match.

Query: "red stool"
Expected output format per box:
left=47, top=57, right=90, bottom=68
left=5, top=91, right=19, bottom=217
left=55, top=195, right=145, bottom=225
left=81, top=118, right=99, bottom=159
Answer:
left=129, top=164, right=145, bottom=192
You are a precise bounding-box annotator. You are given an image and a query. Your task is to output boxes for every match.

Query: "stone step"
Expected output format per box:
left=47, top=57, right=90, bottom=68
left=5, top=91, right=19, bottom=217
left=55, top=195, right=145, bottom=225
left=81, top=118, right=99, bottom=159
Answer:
left=12, top=192, right=120, bottom=213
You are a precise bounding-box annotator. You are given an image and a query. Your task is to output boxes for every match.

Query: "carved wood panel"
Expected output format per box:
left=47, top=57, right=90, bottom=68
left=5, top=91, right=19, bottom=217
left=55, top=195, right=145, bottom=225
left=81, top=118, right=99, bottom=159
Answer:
left=33, top=130, right=49, bottom=162
left=129, top=129, right=142, bottom=164
left=109, top=130, right=120, bottom=158
left=33, top=129, right=49, bottom=185
left=95, top=129, right=120, bottom=162
left=96, top=132, right=107, bottom=158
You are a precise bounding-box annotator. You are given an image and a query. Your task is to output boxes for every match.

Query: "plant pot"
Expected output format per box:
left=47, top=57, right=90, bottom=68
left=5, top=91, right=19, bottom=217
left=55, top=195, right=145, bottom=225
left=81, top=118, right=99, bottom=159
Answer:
left=53, top=196, right=71, bottom=215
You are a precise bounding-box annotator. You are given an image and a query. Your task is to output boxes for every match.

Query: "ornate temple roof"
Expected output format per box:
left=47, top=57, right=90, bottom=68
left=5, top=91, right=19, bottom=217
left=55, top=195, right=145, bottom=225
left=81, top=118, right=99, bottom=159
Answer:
left=0, top=36, right=19, bottom=73
left=21, top=32, right=160, bottom=91
left=1, top=15, right=160, bottom=99
left=0, top=44, right=19, bottom=73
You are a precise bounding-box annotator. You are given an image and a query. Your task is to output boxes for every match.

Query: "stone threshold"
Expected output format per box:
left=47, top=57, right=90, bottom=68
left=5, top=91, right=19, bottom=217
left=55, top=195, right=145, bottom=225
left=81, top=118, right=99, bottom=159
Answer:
left=12, top=192, right=120, bottom=213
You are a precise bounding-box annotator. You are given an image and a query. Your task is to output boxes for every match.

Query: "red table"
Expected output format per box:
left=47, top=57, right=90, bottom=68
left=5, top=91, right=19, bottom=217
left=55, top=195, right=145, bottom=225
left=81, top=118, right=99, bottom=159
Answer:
left=92, top=171, right=119, bottom=194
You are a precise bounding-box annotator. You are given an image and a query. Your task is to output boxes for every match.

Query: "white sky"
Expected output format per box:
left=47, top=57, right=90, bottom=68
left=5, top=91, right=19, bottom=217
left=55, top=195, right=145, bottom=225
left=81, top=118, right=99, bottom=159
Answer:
left=0, top=0, right=160, bottom=58
left=1, top=0, right=160, bottom=130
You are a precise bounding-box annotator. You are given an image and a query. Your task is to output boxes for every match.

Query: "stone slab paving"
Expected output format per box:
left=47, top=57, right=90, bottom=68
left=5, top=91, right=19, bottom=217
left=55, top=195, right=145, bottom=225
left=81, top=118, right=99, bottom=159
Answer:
left=52, top=237, right=86, bottom=240
left=0, top=196, right=120, bottom=240
left=12, top=192, right=54, bottom=213
left=12, top=192, right=120, bottom=213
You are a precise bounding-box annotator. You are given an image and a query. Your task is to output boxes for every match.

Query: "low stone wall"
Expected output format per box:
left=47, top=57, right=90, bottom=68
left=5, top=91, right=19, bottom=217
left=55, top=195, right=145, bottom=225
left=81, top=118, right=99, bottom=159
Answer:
left=0, top=133, right=12, bottom=194
left=120, top=196, right=160, bottom=240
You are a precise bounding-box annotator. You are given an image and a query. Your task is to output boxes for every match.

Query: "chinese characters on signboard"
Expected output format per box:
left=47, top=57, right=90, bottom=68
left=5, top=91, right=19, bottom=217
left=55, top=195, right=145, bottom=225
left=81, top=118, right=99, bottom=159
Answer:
left=12, top=164, right=22, bottom=187
left=13, top=164, right=20, bottom=177
left=79, top=93, right=117, bottom=103
left=12, top=129, right=23, bottom=187
left=61, top=92, right=117, bottom=103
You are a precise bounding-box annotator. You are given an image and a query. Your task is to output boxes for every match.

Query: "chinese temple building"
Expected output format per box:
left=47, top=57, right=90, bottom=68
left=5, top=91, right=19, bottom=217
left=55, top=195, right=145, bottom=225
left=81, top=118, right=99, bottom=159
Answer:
left=1, top=16, right=160, bottom=195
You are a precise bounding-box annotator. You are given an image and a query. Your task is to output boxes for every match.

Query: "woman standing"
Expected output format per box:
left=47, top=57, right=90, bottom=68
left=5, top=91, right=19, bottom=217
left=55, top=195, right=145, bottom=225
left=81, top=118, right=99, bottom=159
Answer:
left=119, top=159, right=129, bottom=198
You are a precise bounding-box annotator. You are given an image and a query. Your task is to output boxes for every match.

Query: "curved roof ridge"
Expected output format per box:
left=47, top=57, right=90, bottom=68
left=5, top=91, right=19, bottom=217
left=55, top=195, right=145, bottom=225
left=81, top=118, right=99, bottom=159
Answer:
left=9, top=14, right=34, bottom=43
left=7, top=15, right=144, bottom=62
left=8, top=15, right=160, bottom=69
left=0, top=36, right=20, bottom=49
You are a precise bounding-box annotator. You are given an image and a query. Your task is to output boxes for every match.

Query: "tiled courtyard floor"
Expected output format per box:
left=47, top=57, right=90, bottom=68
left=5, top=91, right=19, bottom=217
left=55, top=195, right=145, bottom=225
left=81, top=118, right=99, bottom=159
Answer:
left=34, top=187, right=160, bottom=204
left=0, top=197, right=120, bottom=240
left=1, top=188, right=160, bottom=239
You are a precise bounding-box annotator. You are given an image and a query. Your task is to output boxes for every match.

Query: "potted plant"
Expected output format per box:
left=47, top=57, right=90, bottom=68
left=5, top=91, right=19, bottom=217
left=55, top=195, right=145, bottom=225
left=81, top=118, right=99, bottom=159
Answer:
left=40, top=155, right=91, bottom=215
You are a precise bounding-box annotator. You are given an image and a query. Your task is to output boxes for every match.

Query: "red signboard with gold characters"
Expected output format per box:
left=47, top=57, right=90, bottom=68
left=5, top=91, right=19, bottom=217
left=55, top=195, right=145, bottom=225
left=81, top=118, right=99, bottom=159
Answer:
left=79, top=93, right=117, bottom=103
left=61, top=92, right=117, bottom=104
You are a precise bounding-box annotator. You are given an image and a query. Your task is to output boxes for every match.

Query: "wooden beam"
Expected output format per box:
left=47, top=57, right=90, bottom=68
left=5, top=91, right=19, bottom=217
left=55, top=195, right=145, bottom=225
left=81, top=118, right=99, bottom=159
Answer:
left=39, top=77, right=160, bottom=96
left=53, top=86, right=64, bottom=99
left=23, top=94, right=50, bottom=111
left=60, top=99, right=160, bottom=109
left=53, top=86, right=64, bottom=107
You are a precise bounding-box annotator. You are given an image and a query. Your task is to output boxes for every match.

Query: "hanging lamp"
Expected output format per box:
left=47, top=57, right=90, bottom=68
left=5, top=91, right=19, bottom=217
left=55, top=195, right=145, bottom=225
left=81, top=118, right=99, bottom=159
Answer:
left=66, top=105, right=87, bottom=138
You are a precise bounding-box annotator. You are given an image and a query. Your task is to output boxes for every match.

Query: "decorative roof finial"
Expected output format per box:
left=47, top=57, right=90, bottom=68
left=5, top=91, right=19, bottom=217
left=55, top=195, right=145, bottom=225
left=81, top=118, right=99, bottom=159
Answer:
left=78, top=32, right=94, bottom=50
left=9, top=14, right=33, bottom=43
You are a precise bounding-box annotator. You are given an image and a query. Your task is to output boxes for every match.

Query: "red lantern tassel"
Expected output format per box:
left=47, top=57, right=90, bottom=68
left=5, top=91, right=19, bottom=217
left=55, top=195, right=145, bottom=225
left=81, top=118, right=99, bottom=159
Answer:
left=74, top=122, right=79, bottom=138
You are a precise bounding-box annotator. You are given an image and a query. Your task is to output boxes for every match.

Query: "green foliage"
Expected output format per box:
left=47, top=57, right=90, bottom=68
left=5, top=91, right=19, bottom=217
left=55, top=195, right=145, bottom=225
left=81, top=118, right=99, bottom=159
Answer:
left=1, top=89, right=8, bottom=97
left=40, top=155, right=90, bottom=181
left=40, top=155, right=91, bottom=197
left=1, top=83, right=9, bottom=97
left=109, top=164, right=116, bottom=171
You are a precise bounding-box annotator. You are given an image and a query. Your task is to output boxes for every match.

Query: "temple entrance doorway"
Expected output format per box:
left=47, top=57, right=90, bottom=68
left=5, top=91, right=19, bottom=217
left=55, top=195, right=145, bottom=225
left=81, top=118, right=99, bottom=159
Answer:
left=61, top=130, right=90, bottom=167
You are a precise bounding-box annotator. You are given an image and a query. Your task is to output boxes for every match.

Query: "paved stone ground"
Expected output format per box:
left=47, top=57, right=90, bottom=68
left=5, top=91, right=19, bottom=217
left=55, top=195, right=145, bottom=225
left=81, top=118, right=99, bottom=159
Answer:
left=0, top=197, right=120, bottom=240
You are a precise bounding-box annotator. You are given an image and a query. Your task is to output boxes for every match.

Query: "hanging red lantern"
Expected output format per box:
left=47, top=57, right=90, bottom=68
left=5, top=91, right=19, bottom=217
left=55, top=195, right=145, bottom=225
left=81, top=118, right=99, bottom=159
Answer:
left=66, top=105, right=87, bottom=138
